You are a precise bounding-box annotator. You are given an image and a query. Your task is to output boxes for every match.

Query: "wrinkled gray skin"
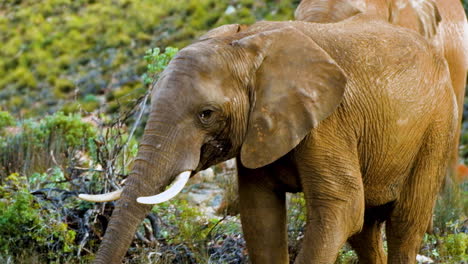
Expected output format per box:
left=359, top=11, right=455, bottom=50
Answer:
left=93, top=19, right=456, bottom=264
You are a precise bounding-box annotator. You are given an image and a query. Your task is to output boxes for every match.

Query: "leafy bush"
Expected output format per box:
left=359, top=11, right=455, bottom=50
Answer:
left=0, top=174, right=77, bottom=263
left=421, top=231, right=468, bottom=264
left=124, top=197, right=247, bottom=264
left=287, top=193, right=306, bottom=259
left=335, top=247, right=358, bottom=264
left=0, top=112, right=96, bottom=179
left=158, top=199, right=242, bottom=261
left=0, top=111, right=14, bottom=131
left=437, top=233, right=467, bottom=263
left=26, top=111, right=96, bottom=147
left=434, top=182, right=467, bottom=234
left=142, top=47, right=179, bottom=85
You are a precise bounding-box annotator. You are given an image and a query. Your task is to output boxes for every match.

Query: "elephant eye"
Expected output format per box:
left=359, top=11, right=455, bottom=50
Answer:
left=199, top=109, right=214, bottom=121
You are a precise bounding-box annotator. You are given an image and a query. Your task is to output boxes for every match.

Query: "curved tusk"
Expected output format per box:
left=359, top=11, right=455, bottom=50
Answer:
left=137, top=171, right=191, bottom=204
left=78, top=189, right=123, bottom=202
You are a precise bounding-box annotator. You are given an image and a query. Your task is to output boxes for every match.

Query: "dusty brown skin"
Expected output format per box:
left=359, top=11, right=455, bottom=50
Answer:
left=295, top=0, right=468, bottom=175
left=91, top=19, right=456, bottom=263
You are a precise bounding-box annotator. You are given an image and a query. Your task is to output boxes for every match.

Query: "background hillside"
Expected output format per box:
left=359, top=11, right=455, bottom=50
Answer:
left=0, top=0, right=466, bottom=263
left=0, top=0, right=298, bottom=117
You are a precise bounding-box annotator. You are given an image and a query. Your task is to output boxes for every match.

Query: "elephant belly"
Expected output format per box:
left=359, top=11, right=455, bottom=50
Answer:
left=358, top=130, right=424, bottom=207
left=361, top=163, right=407, bottom=205
left=363, top=183, right=402, bottom=207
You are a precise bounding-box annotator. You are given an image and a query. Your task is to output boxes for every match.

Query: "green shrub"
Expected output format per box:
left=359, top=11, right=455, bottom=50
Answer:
left=155, top=198, right=217, bottom=245
left=434, top=182, right=467, bottom=234
left=335, top=247, right=358, bottom=264
left=145, top=197, right=244, bottom=263
left=0, top=173, right=77, bottom=262
left=0, top=112, right=96, bottom=178
left=29, top=167, right=69, bottom=190
left=422, top=231, right=468, bottom=264
left=438, top=233, right=467, bottom=263
left=0, top=111, right=14, bottom=131
left=287, top=193, right=306, bottom=259
left=142, top=46, right=179, bottom=85
left=19, top=112, right=95, bottom=148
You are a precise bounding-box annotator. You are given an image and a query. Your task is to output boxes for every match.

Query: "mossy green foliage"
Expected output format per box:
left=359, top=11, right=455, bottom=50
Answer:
left=1, top=0, right=299, bottom=117
left=0, top=174, right=77, bottom=262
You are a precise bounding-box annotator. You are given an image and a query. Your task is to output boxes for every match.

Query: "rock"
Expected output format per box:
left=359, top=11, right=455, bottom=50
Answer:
left=186, top=183, right=224, bottom=219
left=225, top=158, right=236, bottom=169
left=198, top=167, right=215, bottom=182
left=225, top=5, right=236, bottom=15
left=416, top=254, right=434, bottom=263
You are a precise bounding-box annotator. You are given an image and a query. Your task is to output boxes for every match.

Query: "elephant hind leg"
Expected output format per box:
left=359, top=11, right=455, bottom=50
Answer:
left=294, top=136, right=365, bottom=263
left=386, top=127, right=451, bottom=264
left=348, top=203, right=393, bottom=264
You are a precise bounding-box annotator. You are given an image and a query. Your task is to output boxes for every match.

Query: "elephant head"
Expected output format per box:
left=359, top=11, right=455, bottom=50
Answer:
left=80, top=24, right=347, bottom=263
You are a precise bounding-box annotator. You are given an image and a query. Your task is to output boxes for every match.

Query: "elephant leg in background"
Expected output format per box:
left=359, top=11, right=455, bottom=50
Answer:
left=294, top=135, right=365, bottom=263
left=237, top=161, right=289, bottom=264
left=449, top=68, right=467, bottom=173
left=436, top=0, right=468, bottom=176
left=348, top=208, right=388, bottom=264
left=386, top=127, right=452, bottom=264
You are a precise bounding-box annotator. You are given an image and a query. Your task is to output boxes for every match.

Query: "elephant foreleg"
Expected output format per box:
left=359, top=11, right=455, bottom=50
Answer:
left=237, top=162, right=289, bottom=264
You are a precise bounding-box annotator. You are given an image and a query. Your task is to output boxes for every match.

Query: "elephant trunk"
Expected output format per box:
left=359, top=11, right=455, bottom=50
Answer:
left=93, top=113, right=187, bottom=263
left=93, top=182, right=152, bottom=263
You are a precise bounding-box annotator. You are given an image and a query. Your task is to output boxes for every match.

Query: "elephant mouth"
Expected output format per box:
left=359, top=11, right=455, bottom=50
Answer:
left=197, top=138, right=233, bottom=171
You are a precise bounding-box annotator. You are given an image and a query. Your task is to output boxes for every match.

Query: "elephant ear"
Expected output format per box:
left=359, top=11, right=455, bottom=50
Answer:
left=237, top=26, right=347, bottom=169
left=294, top=0, right=363, bottom=23
left=199, top=24, right=248, bottom=40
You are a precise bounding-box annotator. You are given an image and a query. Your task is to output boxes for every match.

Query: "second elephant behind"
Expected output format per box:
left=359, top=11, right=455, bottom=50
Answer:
left=295, top=0, right=468, bottom=175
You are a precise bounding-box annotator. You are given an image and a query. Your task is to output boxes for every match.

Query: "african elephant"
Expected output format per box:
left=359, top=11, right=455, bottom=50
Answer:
left=295, top=0, right=468, bottom=173
left=80, top=18, right=457, bottom=263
